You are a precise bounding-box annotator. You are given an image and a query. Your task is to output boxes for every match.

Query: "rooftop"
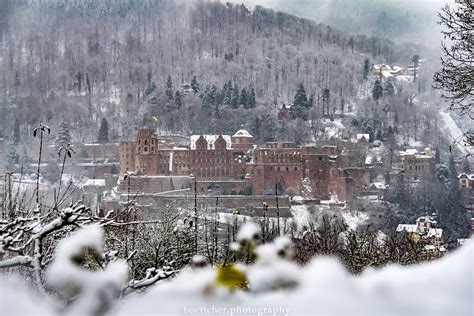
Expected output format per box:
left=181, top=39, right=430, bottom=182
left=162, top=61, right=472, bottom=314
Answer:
left=233, top=129, right=253, bottom=138
left=190, top=135, right=232, bottom=150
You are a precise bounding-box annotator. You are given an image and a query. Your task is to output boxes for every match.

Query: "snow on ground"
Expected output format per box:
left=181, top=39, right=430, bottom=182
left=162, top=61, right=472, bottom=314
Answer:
left=1, top=226, right=472, bottom=315
left=341, top=210, right=370, bottom=230
left=0, top=276, right=55, bottom=315
left=115, top=239, right=472, bottom=316
left=290, top=204, right=369, bottom=231
left=290, top=205, right=311, bottom=231
left=322, top=119, right=345, bottom=139
left=439, top=111, right=472, bottom=155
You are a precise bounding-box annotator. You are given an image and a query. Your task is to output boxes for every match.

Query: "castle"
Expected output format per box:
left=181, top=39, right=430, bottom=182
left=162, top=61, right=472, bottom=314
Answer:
left=120, top=128, right=375, bottom=201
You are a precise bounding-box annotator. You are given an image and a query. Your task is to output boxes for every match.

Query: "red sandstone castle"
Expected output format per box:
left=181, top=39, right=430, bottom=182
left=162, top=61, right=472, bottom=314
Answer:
left=120, top=128, right=380, bottom=201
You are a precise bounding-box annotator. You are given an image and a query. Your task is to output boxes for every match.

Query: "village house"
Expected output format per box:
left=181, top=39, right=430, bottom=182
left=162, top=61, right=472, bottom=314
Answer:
left=458, top=173, right=474, bottom=189
left=392, top=148, right=435, bottom=179
left=396, top=216, right=445, bottom=255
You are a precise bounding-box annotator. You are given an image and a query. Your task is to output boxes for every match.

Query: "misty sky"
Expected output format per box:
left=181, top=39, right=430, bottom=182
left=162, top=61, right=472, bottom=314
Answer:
left=237, top=0, right=450, bottom=7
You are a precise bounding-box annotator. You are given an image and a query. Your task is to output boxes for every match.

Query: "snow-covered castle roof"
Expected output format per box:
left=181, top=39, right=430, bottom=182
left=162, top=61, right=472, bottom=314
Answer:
left=233, top=129, right=253, bottom=138
left=190, top=135, right=232, bottom=150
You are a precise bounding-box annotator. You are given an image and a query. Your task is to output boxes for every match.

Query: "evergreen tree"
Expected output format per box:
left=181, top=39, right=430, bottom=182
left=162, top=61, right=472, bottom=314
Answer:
left=293, top=83, right=308, bottom=109
left=384, top=80, right=395, bottom=96
left=412, top=54, right=420, bottom=81
left=19, top=149, right=32, bottom=174
left=223, top=81, right=233, bottom=107
left=248, top=88, right=256, bottom=108
left=165, top=75, right=174, bottom=100
left=201, top=85, right=212, bottom=110
left=98, top=118, right=109, bottom=143
left=322, top=88, right=330, bottom=116
left=13, top=118, right=20, bottom=144
left=191, top=76, right=200, bottom=93
left=240, top=88, right=248, bottom=108
left=462, top=157, right=470, bottom=173
left=149, top=95, right=159, bottom=106
left=438, top=183, right=470, bottom=243
left=372, top=79, right=384, bottom=102
left=448, top=154, right=457, bottom=179
left=144, top=81, right=156, bottom=96
left=308, top=94, right=314, bottom=108
left=55, top=121, right=71, bottom=145
left=363, top=58, right=370, bottom=80
left=230, top=84, right=239, bottom=109
left=174, top=91, right=182, bottom=110
left=434, top=148, right=441, bottom=164
left=436, top=164, right=450, bottom=182
left=210, top=84, right=219, bottom=107
left=291, top=105, right=308, bottom=121
left=6, top=147, right=20, bottom=172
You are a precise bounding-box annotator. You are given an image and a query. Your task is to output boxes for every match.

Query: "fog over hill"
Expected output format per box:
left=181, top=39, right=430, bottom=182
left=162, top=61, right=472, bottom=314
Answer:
left=235, top=0, right=450, bottom=46
left=0, top=0, right=420, bottom=143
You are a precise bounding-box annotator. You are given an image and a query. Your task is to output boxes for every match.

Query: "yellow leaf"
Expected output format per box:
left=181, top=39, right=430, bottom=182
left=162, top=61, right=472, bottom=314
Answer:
left=215, top=264, right=247, bottom=290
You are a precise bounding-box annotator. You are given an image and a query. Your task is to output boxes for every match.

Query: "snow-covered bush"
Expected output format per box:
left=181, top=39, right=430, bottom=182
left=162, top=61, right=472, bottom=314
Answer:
left=1, top=223, right=472, bottom=316
left=47, top=226, right=128, bottom=315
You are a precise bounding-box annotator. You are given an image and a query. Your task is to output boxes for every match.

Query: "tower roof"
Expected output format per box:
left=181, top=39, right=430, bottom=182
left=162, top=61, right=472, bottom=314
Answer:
left=233, top=128, right=253, bottom=138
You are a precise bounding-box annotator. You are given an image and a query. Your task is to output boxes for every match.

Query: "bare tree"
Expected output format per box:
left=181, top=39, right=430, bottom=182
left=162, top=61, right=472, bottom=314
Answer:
left=33, top=122, right=51, bottom=206
left=433, top=0, right=473, bottom=146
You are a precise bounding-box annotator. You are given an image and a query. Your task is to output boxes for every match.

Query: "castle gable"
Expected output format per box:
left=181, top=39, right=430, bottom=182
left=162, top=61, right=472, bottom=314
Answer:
left=190, top=135, right=232, bottom=150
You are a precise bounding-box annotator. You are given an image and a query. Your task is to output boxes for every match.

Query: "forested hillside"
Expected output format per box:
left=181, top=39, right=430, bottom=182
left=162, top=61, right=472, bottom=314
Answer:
left=0, top=0, right=419, bottom=143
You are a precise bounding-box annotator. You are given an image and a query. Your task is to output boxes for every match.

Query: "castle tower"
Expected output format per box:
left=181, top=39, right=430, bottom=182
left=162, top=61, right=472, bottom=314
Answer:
left=231, top=126, right=253, bottom=151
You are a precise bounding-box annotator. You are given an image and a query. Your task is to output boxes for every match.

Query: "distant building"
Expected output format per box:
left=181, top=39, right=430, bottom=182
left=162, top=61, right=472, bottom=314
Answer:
left=397, top=216, right=445, bottom=251
left=371, top=64, right=408, bottom=78
left=118, top=128, right=371, bottom=201
left=458, top=173, right=474, bottom=189
left=277, top=104, right=291, bottom=120
left=393, top=148, right=434, bottom=179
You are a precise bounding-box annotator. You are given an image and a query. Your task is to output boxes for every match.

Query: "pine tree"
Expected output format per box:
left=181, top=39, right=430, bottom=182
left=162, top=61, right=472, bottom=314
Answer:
left=230, top=85, right=239, bottom=109
left=322, top=88, right=330, bottom=115
left=438, top=183, right=470, bottom=243
left=191, top=76, right=199, bottom=93
left=293, top=83, right=308, bottom=109
left=384, top=80, right=395, bottom=96
left=210, top=84, right=219, bottom=107
left=448, top=154, right=457, bottom=179
left=6, top=147, right=20, bottom=172
left=165, top=75, right=174, bottom=100
left=372, top=79, right=384, bottom=102
left=174, top=91, right=182, bottom=110
left=19, top=149, right=31, bottom=174
left=308, top=94, right=314, bottom=108
left=98, top=118, right=109, bottom=143
left=55, top=121, right=71, bottom=145
left=462, top=157, right=470, bottom=173
left=434, top=148, right=441, bottom=164
left=412, top=54, right=420, bottom=81
left=248, top=88, right=256, bottom=108
left=13, top=118, right=20, bottom=144
left=240, top=88, right=248, bottom=108
left=223, top=81, right=233, bottom=107
left=201, top=85, right=212, bottom=108
left=363, top=58, right=370, bottom=80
